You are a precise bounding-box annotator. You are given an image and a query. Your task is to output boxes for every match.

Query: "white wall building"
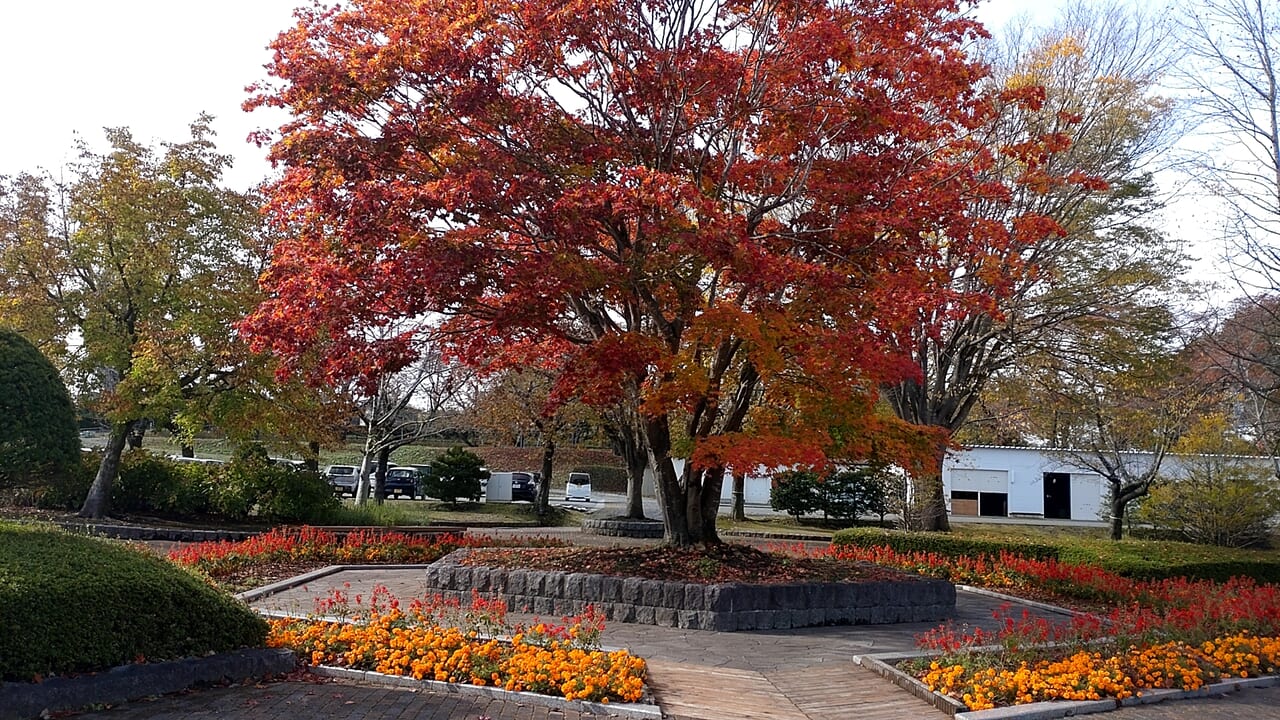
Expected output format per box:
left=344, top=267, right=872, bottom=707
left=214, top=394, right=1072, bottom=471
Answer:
left=943, top=445, right=1275, bottom=522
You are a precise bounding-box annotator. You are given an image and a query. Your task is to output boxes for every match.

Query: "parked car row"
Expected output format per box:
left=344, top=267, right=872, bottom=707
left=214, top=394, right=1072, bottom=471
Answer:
left=324, top=465, right=582, bottom=503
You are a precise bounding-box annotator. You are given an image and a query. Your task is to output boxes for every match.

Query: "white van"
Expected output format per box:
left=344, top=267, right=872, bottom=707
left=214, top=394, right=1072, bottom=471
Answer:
left=565, top=472, right=592, bottom=501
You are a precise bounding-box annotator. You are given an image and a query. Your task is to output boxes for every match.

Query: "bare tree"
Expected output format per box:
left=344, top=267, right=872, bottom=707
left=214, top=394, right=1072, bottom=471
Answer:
left=353, top=346, right=475, bottom=504
left=1178, top=0, right=1280, bottom=477
left=1179, top=0, right=1280, bottom=271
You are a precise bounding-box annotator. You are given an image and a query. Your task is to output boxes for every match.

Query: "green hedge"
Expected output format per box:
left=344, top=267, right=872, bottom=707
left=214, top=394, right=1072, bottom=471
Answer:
left=832, top=527, right=1280, bottom=583
left=831, top=527, right=1061, bottom=561
left=0, top=522, right=268, bottom=681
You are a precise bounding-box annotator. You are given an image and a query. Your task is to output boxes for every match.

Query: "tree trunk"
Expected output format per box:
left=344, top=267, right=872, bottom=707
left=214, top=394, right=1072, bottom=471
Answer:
left=537, top=438, right=554, bottom=521
left=698, top=466, right=725, bottom=544
left=914, top=470, right=951, bottom=531
left=624, top=438, right=648, bottom=520
left=180, top=443, right=195, bottom=458
left=646, top=412, right=721, bottom=546
left=126, top=422, right=146, bottom=450
left=374, top=447, right=390, bottom=504
left=730, top=471, right=746, bottom=521
left=79, top=420, right=135, bottom=518
left=356, top=432, right=376, bottom=504
left=304, top=441, right=321, bottom=473
left=913, top=446, right=951, bottom=531
left=1110, top=494, right=1126, bottom=541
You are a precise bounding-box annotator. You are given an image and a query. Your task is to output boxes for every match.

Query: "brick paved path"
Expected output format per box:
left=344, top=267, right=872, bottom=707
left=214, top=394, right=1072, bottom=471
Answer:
left=70, top=676, right=590, bottom=719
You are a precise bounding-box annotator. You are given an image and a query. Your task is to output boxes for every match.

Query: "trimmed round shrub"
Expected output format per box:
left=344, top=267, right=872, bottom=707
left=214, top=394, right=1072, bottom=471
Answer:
left=0, top=329, right=79, bottom=486
left=421, top=446, right=488, bottom=505
left=0, top=522, right=267, bottom=681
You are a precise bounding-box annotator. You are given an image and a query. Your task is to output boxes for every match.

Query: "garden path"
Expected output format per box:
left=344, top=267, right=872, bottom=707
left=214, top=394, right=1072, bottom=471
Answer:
left=93, top=526, right=1280, bottom=720
left=246, top=557, right=1066, bottom=720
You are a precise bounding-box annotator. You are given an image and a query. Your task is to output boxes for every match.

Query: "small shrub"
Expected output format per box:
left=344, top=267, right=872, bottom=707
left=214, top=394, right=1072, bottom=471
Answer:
left=33, top=451, right=98, bottom=510
left=0, top=522, right=267, bottom=681
left=112, top=451, right=181, bottom=513
left=770, top=466, right=893, bottom=524
left=211, top=450, right=336, bottom=523
left=420, top=447, right=488, bottom=506
left=1138, top=460, right=1280, bottom=548
left=770, top=470, right=822, bottom=520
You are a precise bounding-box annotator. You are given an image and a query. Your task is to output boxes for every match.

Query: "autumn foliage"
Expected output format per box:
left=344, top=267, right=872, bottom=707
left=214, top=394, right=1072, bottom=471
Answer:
left=244, top=0, right=1068, bottom=542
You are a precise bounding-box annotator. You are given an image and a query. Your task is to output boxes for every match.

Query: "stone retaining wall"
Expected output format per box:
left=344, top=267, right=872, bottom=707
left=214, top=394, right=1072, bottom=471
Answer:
left=0, top=648, right=295, bottom=720
left=424, top=550, right=955, bottom=631
left=581, top=518, right=665, bottom=538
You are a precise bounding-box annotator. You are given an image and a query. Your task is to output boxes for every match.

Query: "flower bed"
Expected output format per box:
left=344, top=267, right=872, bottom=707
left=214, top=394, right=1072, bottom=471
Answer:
left=814, top=542, right=1280, bottom=711
left=917, top=633, right=1280, bottom=711
left=266, top=586, right=647, bottom=704
left=168, top=526, right=565, bottom=588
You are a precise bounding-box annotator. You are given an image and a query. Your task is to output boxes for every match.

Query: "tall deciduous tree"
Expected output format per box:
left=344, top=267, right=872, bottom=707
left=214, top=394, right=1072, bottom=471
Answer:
left=0, top=119, right=264, bottom=518
left=470, top=365, right=597, bottom=518
left=883, top=1, right=1183, bottom=530
left=244, top=0, right=1063, bottom=545
left=1013, top=308, right=1214, bottom=539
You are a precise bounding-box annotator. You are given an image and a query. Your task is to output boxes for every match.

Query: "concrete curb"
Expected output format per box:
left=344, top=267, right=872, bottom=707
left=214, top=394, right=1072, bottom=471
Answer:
left=309, top=665, right=662, bottom=719
left=0, top=648, right=296, bottom=720
left=235, top=564, right=435, bottom=603
left=955, top=585, right=1092, bottom=619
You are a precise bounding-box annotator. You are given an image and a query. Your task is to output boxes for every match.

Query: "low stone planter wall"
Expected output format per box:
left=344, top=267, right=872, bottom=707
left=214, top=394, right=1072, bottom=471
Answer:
left=0, top=648, right=295, bottom=720
left=424, top=550, right=955, bottom=631
left=581, top=517, right=665, bottom=539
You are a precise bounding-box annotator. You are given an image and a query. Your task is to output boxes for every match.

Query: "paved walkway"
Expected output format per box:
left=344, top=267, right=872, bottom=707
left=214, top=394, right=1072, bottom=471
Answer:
left=74, top=529, right=1280, bottom=719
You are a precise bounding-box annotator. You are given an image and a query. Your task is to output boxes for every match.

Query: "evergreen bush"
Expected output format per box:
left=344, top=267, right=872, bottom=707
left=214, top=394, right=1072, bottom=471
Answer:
left=0, top=329, right=79, bottom=486
left=0, top=522, right=267, bottom=681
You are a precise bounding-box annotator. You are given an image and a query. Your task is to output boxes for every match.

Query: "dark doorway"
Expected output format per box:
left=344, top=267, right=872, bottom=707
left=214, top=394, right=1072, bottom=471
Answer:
left=1044, top=472, right=1072, bottom=519
left=978, top=492, right=1008, bottom=517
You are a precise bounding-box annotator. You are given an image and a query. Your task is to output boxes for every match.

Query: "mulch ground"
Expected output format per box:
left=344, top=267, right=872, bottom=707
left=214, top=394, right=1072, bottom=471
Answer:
left=461, top=543, right=914, bottom=584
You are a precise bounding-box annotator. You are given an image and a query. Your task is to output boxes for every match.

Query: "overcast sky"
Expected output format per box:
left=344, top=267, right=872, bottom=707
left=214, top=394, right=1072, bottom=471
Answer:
left=1, top=0, right=1065, bottom=188
left=9, top=0, right=1227, bottom=290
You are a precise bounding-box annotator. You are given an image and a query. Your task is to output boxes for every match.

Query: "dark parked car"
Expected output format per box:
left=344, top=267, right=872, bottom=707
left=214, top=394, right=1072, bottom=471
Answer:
left=325, top=465, right=359, bottom=497
left=510, top=471, right=537, bottom=502
left=384, top=467, right=420, bottom=499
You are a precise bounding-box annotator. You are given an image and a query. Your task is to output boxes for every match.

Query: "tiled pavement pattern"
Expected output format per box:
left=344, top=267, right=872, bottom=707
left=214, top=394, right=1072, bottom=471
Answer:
left=69, top=676, right=590, bottom=719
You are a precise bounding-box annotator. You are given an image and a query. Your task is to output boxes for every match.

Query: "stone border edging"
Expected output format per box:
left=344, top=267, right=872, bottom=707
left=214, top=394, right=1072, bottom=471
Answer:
left=45, top=520, right=259, bottom=542
left=955, top=585, right=1094, bottom=619
left=581, top=517, right=665, bottom=538
left=426, top=549, right=955, bottom=631
left=853, top=651, right=968, bottom=716
left=0, top=648, right=295, bottom=720
left=720, top=529, right=835, bottom=542
left=308, top=664, right=661, bottom=719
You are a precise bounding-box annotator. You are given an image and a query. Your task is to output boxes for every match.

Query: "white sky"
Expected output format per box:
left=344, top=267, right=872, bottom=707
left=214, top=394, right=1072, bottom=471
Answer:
left=6, top=0, right=1228, bottom=292
left=0, top=0, right=1066, bottom=190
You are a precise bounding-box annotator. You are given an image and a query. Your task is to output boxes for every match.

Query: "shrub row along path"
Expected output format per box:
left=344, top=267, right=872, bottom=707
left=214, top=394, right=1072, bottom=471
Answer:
left=82, top=526, right=1280, bottom=720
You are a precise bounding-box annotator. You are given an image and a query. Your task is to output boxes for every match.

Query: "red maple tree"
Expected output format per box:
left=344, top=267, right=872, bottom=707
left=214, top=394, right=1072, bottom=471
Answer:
left=243, top=0, right=1063, bottom=545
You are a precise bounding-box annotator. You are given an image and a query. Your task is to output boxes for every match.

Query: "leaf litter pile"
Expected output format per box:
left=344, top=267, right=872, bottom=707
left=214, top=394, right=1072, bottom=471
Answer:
left=461, top=543, right=910, bottom=584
